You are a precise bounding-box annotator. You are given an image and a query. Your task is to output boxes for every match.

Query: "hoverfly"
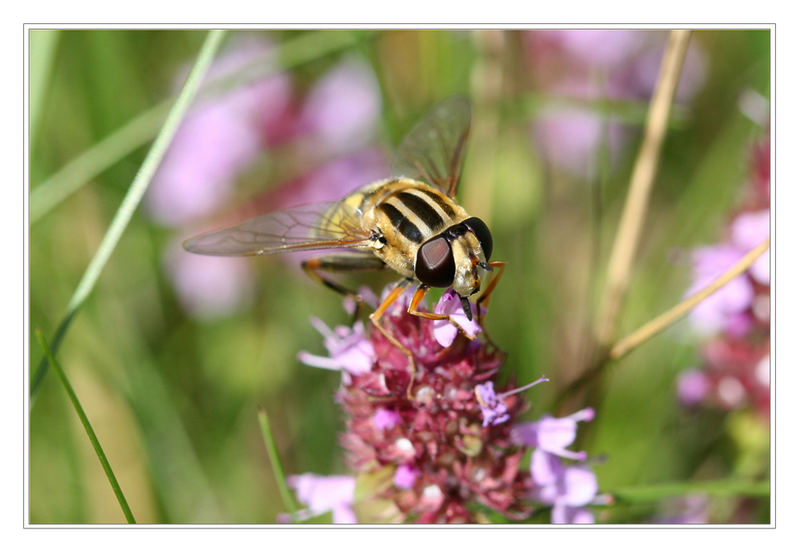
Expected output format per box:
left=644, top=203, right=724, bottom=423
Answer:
left=184, top=97, right=504, bottom=394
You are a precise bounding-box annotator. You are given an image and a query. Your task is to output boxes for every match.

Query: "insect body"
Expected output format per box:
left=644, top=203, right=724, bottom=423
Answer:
left=184, top=97, right=505, bottom=396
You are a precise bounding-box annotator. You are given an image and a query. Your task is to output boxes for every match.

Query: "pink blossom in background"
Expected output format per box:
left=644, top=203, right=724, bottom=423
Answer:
left=263, top=148, right=389, bottom=210
left=547, top=30, right=647, bottom=68
left=285, top=473, right=357, bottom=523
left=730, top=210, right=770, bottom=285
left=676, top=369, right=711, bottom=405
left=297, top=57, right=381, bottom=154
left=626, top=41, right=709, bottom=102
left=147, top=39, right=294, bottom=227
left=677, top=134, right=770, bottom=422
left=524, top=30, right=707, bottom=177
left=686, top=244, right=755, bottom=336
left=532, top=108, right=626, bottom=177
left=165, top=240, right=255, bottom=320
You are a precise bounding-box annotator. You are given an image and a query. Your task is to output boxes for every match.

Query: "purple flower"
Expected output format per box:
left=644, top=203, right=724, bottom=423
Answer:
left=475, top=377, right=549, bottom=427
left=372, top=407, right=402, bottom=431
left=297, top=317, right=375, bottom=376
left=165, top=239, right=254, bottom=319
left=286, top=473, right=357, bottom=524
left=147, top=40, right=293, bottom=227
left=432, top=289, right=482, bottom=347
left=529, top=449, right=598, bottom=524
left=676, top=369, right=711, bottom=405
left=509, top=406, right=599, bottom=523
left=393, top=464, right=420, bottom=490
left=298, top=58, right=381, bottom=154
left=511, top=408, right=595, bottom=460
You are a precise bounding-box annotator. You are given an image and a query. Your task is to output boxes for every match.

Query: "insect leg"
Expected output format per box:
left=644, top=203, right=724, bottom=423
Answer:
left=368, top=280, right=419, bottom=400
left=302, top=254, right=386, bottom=295
left=475, top=260, right=507, bottom=346
left=302, top=254, right=386, bottom=320
left=407, top=286, right=477, bottom=341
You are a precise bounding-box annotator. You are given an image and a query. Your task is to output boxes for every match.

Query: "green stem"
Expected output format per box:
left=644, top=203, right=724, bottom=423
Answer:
left=30, top=30, right=227, bottom=400
left=610, top=479, right=770, bottom=503
left=34, top=329, right=136, bottom=524
left=30, top=30, right=375, bottom=224
left=257, top=407, right=298, bottom=522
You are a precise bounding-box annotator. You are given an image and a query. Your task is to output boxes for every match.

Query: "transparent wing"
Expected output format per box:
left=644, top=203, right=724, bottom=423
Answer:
left=391, top=96, right=472, bottom=198
left=183, top=201, right=373, bottom=257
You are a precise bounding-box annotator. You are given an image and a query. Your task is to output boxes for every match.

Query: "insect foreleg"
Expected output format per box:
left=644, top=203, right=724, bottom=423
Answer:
left=302, top=254, right=387, bottom=293
left=407, top=286, right=477, bottom=341
left=368, top=280, right=419, bottom=400
left=475, top=260, right=506, bottom=348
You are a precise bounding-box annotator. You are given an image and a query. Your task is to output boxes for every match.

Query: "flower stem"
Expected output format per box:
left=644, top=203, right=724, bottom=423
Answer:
left=594, top=30, right=692, bottom=349
left=257, top=407, right=298, bottom=522
left=609, top=237, right=769, bottom=360
left=30, top=30, right=227, bottom=401
left=34, top=329, right=136, bottom=524
left=558, top=237, right=769, bottom=407
left=610, top=479, right=769, bottom=503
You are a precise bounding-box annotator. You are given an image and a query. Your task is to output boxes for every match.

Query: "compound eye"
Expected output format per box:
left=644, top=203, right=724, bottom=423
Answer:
left=463, top=217, right=493, bottom=260
left=415, top=236, right=455, bottom=288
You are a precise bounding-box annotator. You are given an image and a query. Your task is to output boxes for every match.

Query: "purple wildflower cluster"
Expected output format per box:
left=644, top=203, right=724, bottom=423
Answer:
left=677, top=134, right=770, bottom=421
left=523, top=30, right=707, bottom=177
left=146, top=38, right=384, bottom=319
left=292, top=286, right=600, bottom=524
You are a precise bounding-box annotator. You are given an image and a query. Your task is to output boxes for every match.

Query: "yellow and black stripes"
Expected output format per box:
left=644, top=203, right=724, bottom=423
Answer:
left=378, top=202, right=425, bottom=243
left=373, top=181, right=463, bottom=247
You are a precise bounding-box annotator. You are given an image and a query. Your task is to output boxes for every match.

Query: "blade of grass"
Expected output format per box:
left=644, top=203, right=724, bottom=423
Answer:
left=594, top=30, right=692, bottom=349
left=34, top=329, right=136, bottom=524
left=30, top=30, right=227, bottom=401
left=257, top=407, right=297, bottom=522
left=609, top=237, right=770, bottom=360
left=30, top=30, right=375, bottom=223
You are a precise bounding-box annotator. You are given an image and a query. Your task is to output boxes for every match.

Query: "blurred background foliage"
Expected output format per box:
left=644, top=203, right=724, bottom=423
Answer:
left=29, top=29, right=770, bottom=524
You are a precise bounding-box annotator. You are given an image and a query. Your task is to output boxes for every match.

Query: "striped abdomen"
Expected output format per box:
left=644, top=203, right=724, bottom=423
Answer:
left=359, top=178, right=469, bottom=278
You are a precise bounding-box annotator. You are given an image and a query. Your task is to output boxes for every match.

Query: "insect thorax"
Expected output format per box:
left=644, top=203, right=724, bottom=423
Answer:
left=358, top=178, right=469, bottom=280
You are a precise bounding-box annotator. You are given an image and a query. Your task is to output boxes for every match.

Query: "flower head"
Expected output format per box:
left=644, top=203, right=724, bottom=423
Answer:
left=289, top=283, right=600, bottom=523
left=678, top=133, right=770, bottom=422
left=528, top=450, right=598, bottom=524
